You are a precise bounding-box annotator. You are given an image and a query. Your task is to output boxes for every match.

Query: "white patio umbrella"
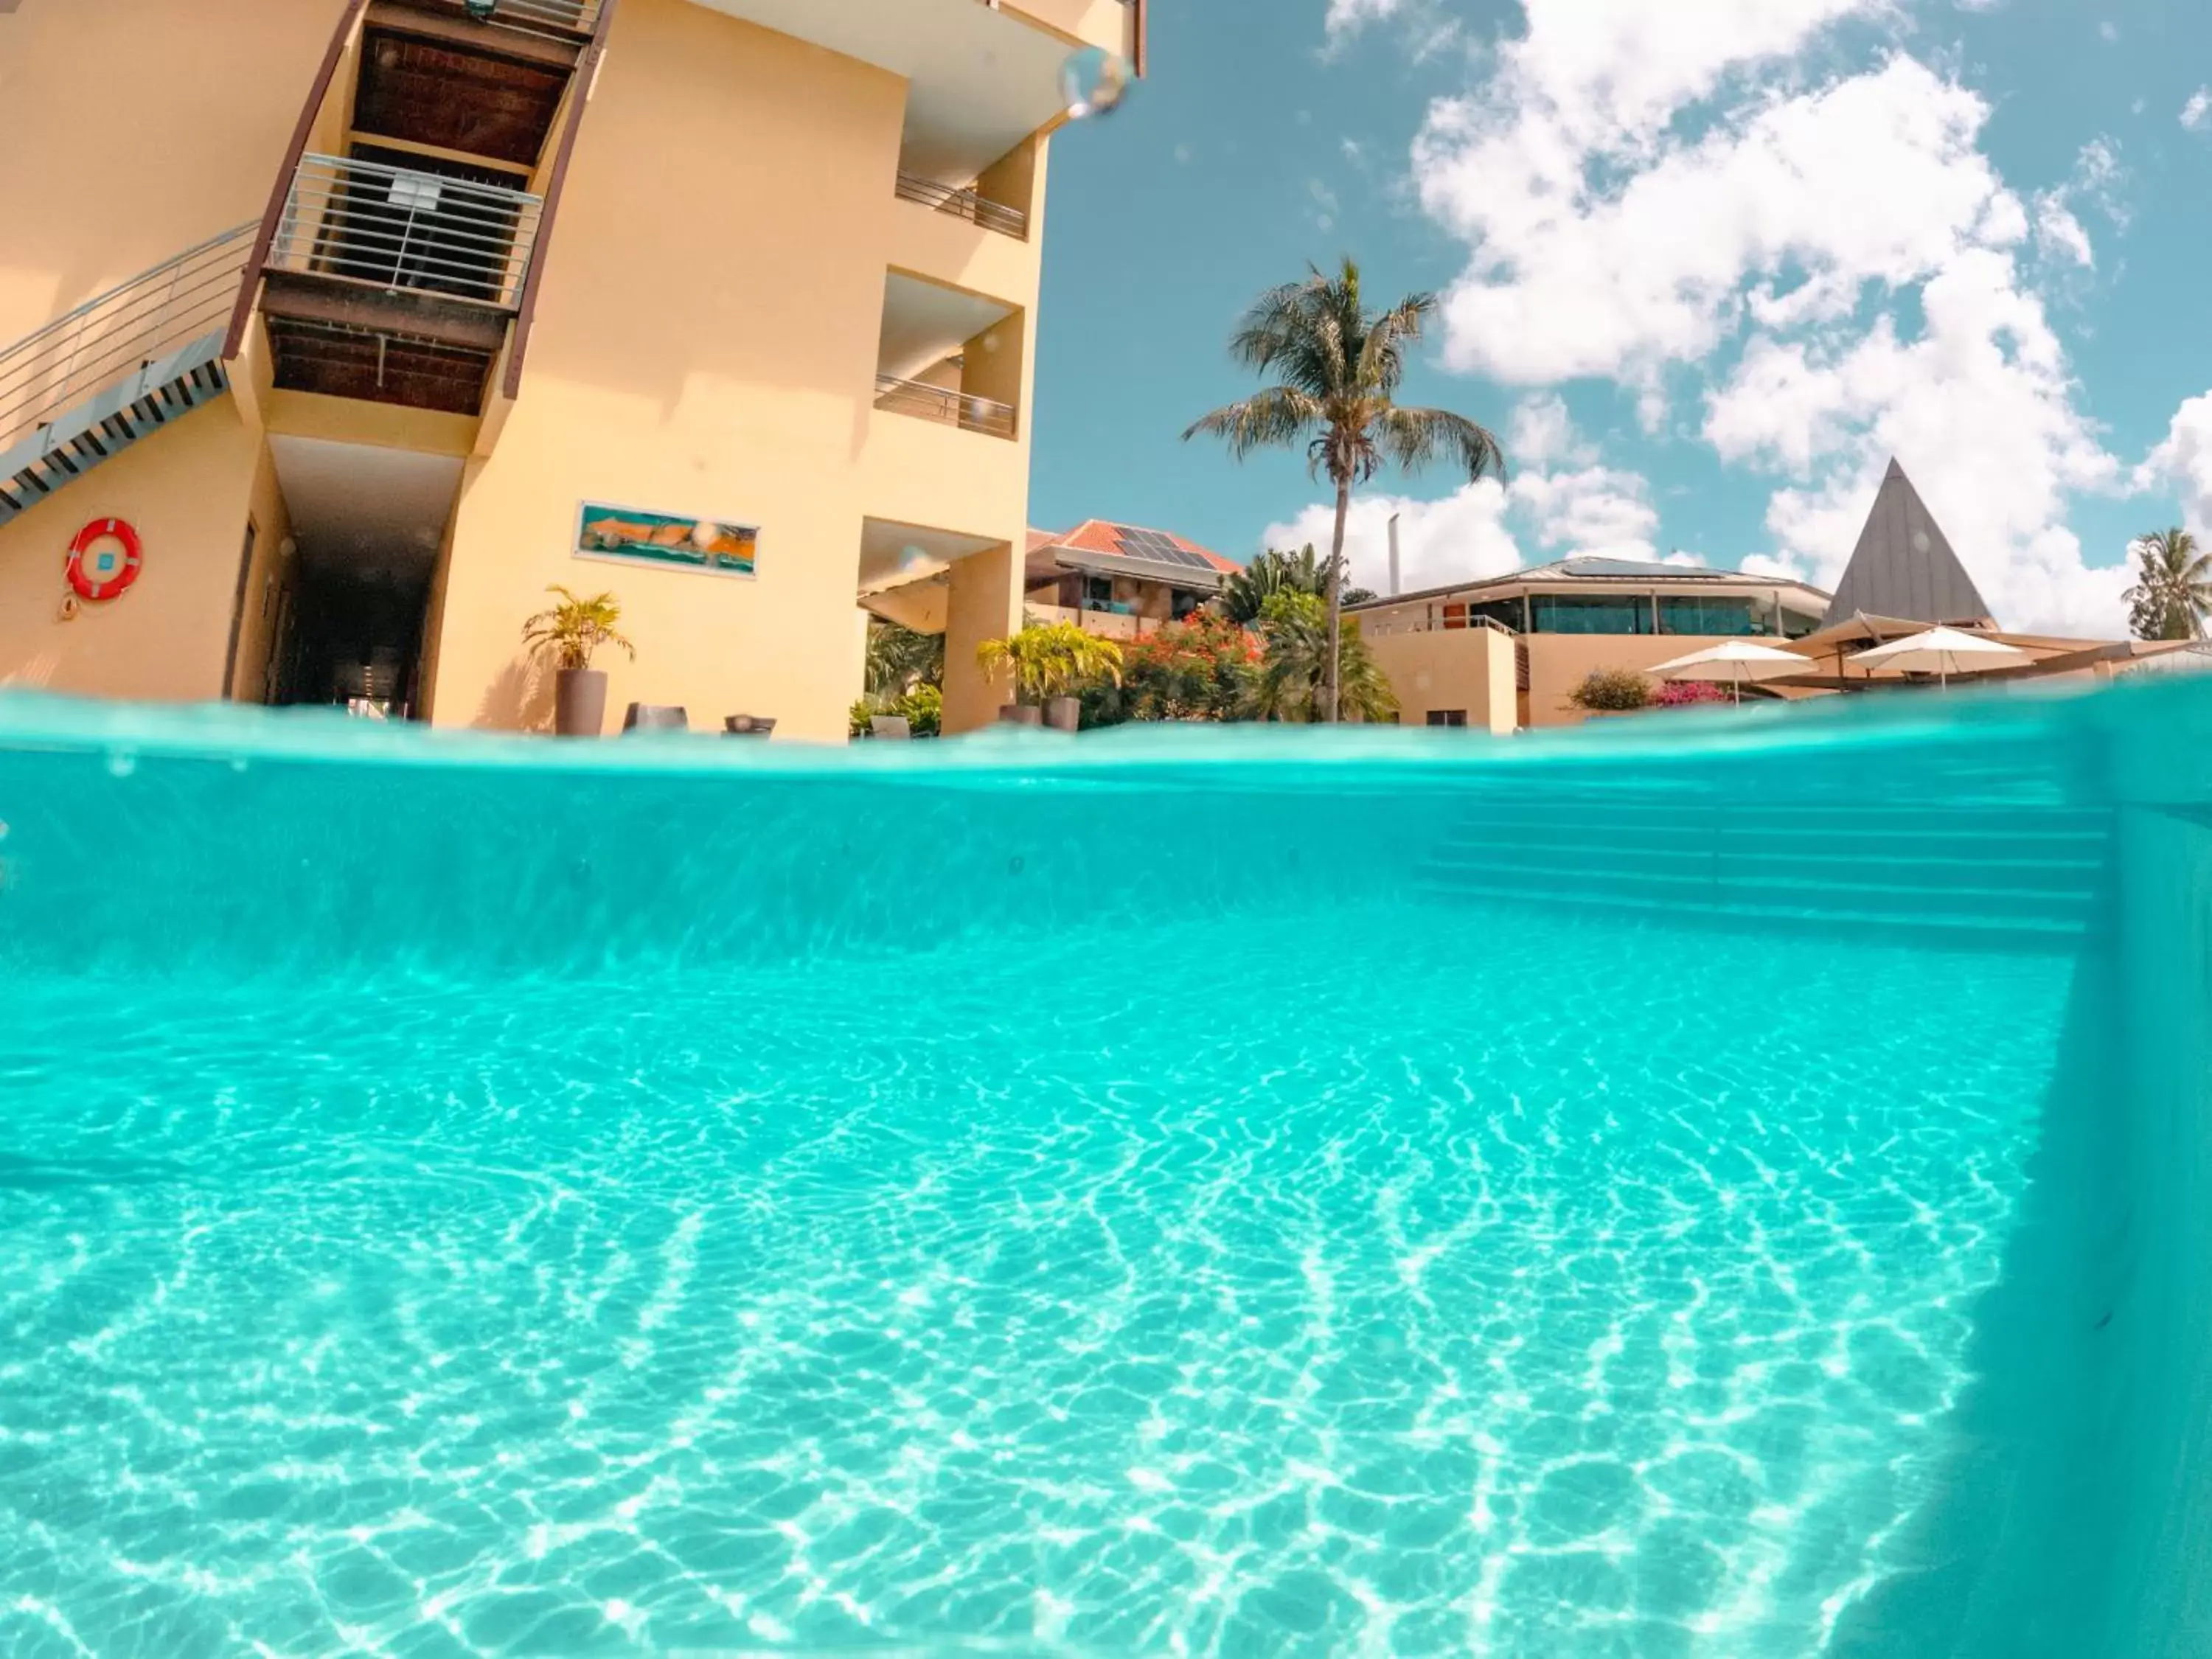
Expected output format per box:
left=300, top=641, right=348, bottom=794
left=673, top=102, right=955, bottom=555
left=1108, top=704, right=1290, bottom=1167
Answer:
left=1646, top=639, right=1818, bottom=705
left=1848, top=625, right=2031, bottom=689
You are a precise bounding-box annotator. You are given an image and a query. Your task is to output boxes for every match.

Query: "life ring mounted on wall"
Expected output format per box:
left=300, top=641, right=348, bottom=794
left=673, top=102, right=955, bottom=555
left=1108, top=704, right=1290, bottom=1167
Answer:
left=66, top=518, right=143, bottom=602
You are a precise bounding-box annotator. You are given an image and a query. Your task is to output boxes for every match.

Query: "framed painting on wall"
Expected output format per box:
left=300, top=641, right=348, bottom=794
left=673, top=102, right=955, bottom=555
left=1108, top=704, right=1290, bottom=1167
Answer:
left=573, top=502, right=757, bottom=578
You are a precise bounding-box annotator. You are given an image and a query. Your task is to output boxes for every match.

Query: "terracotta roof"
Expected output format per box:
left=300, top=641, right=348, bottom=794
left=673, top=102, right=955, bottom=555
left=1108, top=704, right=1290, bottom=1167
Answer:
left=1040, top=519, right=1239, bottom=574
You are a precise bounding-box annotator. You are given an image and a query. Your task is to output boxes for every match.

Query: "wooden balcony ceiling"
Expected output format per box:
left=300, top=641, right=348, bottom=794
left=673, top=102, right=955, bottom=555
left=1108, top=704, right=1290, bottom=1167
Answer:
left=354, top=24, right=572, bottom=167
left=266, top=316, right=495, bottom=417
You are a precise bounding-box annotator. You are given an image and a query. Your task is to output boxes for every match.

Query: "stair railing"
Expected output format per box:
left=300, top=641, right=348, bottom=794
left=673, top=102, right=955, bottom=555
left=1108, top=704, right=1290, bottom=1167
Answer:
left=0, top=223, right=257, bottom=456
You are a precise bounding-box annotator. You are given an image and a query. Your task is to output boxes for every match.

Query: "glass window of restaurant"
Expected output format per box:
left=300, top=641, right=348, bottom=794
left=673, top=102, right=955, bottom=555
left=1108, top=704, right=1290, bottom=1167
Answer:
left=1530, top=594, right=1654, bottom=634
left=1658, top=596, right=1764, bottom=636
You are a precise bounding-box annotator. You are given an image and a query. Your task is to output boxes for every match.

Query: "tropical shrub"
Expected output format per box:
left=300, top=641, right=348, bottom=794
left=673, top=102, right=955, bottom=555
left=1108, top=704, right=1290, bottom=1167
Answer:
left=1244, top=591, right=1397, bottom=723
left=1085, top=612, right=1259, bottom=726
left=849, top=683, right=944, bottom=737
left=976, top=621, right=1124, bottom=705
left=1568, top=667, right=1652, bottom=712
left=1655, top=679, right=1725, bottom=706
left=865, top=619, right=945, bottom=693
left=898, top=683, right=943, bottom=736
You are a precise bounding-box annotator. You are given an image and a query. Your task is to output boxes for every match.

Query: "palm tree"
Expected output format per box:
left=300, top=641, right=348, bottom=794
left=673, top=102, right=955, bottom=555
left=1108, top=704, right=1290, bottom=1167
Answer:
left=1243, top=591, right=1397, bottom=723
left=2124, top=528, right=2212, bottom=641
left=1185, top=259, right=1503, bottom=720
left=864, top=618, right=944, bottom=695
left=1222, top=545, right=1326, bottom=623
left=521, top=586, right=634, bottom=670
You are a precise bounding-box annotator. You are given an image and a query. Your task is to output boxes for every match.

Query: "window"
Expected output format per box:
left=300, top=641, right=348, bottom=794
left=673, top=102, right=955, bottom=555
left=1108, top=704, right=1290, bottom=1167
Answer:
left=1425, top=709, right=1468, bottom=727
left=1530, top=594, right=1652, bottom=635
left=1781, top=608, right=1822, bottom=639
left=1170, top=588, right=1202, bottom=620
left=1083, top=575, right=1113, bottom=608
left=1659, top=597, right=1761, bottom=636
left=1471, top=600, right=1523, bottom=632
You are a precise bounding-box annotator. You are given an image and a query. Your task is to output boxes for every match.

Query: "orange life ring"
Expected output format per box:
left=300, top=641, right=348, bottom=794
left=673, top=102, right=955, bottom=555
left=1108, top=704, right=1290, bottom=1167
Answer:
left=66, top=518, right=143, bottom=602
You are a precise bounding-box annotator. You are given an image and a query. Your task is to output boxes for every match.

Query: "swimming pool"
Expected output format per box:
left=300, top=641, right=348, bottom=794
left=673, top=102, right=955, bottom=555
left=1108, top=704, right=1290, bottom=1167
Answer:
left=1, top=682, right=2205, bottom=1657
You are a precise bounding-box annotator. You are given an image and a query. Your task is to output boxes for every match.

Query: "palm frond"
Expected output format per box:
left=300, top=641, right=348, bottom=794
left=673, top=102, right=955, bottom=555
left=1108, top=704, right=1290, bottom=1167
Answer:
left=1182, top=386, right=1324, bottom=459
left=1376, top=406, right=1506, bottom=481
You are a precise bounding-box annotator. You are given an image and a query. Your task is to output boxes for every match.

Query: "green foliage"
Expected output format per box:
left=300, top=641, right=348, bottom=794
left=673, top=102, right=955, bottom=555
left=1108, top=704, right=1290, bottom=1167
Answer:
left=1084, top=612, right=1259, bottom=726
left=1244, top=591, right=1398, bottom=724
left=1184, top=258, right=1504, bottom=719
left=2124, top=528, right=2211, bottom=642
left=1222, top=545, right=1326, bottom=623
left=849, top=683, right=944, bottom=737
left=976, top=621, right=1124, bottom=705
left=521, top=585, right=634, bottom=672
left=1569, top=667, right=1654, bottom=712
left=899, top=684, right=943, bottom=736
left=864, top=619, right=945, bottom=694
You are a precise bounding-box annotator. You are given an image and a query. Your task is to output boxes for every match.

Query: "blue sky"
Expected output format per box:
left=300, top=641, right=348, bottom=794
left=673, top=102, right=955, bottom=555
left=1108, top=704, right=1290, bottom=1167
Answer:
left=1027, top=0, right=2212, bottom=633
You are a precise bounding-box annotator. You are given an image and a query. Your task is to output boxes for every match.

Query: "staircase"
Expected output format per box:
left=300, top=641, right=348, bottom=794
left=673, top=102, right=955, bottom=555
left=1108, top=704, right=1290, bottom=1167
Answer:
left=0, top=223, right=256, bottom=529
left=1416, top=737, right=2115, bottom=948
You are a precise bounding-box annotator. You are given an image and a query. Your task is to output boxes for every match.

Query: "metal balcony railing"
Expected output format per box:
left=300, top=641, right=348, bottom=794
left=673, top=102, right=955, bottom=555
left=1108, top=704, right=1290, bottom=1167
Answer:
left=873, top=373, right=1018, bottom=440
left=440, top=0, right=602, bottom=33
left=270, top=154, right=545, bottom=311
left=893, top=173, right=1029, bottom=240
left=0, top=221, right=256, bottom=456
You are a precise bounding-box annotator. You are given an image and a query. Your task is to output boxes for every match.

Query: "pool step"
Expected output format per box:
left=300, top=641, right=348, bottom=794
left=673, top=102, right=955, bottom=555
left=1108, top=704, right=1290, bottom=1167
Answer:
left=1417, top=786, right=2113, bottom=946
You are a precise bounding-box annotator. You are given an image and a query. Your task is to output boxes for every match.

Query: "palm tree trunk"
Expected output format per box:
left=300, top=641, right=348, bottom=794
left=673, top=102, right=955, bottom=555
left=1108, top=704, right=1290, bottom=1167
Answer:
left=1324, top=479, right=1350, bottom=723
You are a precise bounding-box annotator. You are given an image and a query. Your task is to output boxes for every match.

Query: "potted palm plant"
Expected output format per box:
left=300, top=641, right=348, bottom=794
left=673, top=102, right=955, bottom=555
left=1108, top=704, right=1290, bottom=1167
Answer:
left=977, top=621, right=1123, bottom=730
left=522, top=585, right=635, bottom=737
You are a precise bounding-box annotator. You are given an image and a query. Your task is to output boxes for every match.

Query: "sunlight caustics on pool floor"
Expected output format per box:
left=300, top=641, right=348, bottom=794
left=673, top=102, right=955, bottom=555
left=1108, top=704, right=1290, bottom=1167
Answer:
left=1, top=684, right=2202, bottom=1658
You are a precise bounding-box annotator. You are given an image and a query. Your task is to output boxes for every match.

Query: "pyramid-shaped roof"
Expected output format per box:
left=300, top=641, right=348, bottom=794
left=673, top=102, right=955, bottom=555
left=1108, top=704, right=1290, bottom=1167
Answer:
left=1819, top=459, right=1995, bottom=628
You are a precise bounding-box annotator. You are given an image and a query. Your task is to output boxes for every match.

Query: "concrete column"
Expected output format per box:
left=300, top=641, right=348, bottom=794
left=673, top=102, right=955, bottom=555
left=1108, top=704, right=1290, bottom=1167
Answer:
left=943, top=540, right=1020, bottom=733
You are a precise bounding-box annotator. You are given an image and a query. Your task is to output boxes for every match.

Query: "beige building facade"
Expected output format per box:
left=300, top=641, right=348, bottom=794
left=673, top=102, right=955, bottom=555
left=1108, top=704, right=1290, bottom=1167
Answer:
left=1355, top=557, right=1834, bottom=731
left=0, top=0, right=1142, bottom=737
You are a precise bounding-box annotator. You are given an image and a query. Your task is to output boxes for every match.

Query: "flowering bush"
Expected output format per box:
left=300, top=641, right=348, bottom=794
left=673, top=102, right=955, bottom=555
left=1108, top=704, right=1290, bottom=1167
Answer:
left=1655, top=679, right=1726, bottom=706
left=1568, top=667, right=1653, bottom=712
left=1084, top=612, right=1259, bottom=726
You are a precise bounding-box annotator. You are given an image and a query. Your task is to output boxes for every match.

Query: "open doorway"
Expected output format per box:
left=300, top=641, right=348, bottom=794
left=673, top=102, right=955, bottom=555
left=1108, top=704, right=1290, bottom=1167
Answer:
left=263, top=435, right=464, bottom=719
left=271, top=558, right=434, bottom=716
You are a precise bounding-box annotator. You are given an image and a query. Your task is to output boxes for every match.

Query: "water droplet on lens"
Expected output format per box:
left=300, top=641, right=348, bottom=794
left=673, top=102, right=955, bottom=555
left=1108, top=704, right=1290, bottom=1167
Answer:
left=1060, top=46, right=1129, bottom=119
left=105, top=751, right=136, bottom=779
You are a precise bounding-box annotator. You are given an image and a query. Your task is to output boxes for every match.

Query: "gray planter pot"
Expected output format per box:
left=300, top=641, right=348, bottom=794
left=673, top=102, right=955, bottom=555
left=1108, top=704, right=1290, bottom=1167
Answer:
left=998, top=703, right=1043, bottom=726
left=1044, top=695, right=1082, bottom=732
left=553, top=667, right=607, bottom=737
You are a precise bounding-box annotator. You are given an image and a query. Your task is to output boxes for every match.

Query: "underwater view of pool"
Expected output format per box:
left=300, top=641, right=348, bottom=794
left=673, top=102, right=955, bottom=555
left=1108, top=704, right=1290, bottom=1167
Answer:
left=0, top=684, right=2206, bottom=1658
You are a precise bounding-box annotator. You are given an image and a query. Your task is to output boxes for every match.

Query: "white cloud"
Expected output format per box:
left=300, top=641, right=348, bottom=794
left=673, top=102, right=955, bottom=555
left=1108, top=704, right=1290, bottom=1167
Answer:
left=1260, top=439, right=1661, bottom=597
left=1264, top=479, right=1523, bottom=596
left=1506, top=392, right=1594, bottom=468
left=1705, top=249, right=2126, bottom=631
left=2100, top=21, right=2119, bottom=44
left=2140, top=394, right=2212, bottom=535
left=1324, top=0, right=1404, bottom=39
left=1382, top=0, right=2141, bottom=635
left=1416, top=53, right=2019, bottom=384
left=2183, top=88, right=2211, bottom=131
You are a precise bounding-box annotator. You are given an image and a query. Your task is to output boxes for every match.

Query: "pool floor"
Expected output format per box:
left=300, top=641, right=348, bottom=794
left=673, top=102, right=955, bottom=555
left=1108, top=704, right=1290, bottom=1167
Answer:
left=0, top=902, right=2070, bottom=1657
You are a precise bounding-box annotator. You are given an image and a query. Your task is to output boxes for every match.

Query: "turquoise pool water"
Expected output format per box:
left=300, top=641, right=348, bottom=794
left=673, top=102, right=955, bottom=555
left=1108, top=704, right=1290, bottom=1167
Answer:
left=1, top=686, right=2206, bottom=1657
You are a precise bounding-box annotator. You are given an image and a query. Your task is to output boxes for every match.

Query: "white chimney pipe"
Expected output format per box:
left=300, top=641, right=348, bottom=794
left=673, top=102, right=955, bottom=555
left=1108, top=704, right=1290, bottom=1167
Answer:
left=1388, top=512, right=1402, bottom=597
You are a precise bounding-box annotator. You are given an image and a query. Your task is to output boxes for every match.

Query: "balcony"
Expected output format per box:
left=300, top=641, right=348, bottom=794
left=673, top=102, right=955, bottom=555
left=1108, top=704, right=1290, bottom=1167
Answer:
left=271, top=153, right=543, bottom=310
left=874, top=374, right=1016, bottom=440
left=257, top=153, right=543, bottom=414
left=1026, top=602, right=1142, bottom=641
left=893, top=173, right=1027, bottom=241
